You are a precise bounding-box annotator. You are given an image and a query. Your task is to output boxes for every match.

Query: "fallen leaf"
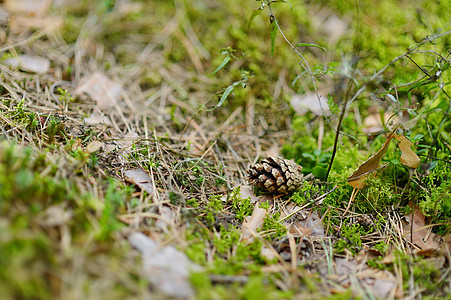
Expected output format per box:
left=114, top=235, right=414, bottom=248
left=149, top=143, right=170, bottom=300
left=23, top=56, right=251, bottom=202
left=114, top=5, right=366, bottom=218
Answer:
left=241, top=203, right=267, bottom=241
left=85, top=140, right=104, bottom=154
left=348, top=131, right=420, bottom=188
left=290, top=91, right=331, bottom=116
left=124, top=168, right=154, bottom=195
left=116, top=131, right=139, bottom=150
left=236, top=185, right=260, bottom=204
left=3, top=54, right=50, bottom=74
left=394, top=134, right=420, bottom=168
left=320, top=258, right=398, bottom=299
left=128, top=232, right=201, bottom=298
left=84, top=108, right=112, bottom=125
left=403, top=202, right=441, bottom=251
left=155, top=206, right=173, bottom=231
left=362, top=111, right=393, bottom=135
left=319, top=14, right=349, bottom=43
left=0, top=8, right=9, bottom=26
left=75, top=72, right=122, bottom=110
left=281, top=203, right=325, bottom=237
left=260, top=246, right=276, bottom=261
left=9, top=15, right=62, bottom=33
left=348, top=133, right=394, bottom=188
left=4, top=0, right=52, bottom=16
left=37, top=203, right=72, bottom=227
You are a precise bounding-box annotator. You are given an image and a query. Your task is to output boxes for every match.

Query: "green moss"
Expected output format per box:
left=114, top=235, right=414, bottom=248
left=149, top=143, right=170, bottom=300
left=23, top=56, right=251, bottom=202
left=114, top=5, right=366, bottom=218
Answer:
left=391, top=251, right=448, bottom=297
left=290, top=181, right=322, bottom=206
left=334, top=224, right=362, bottom=254
left=261, top=213, right=287, bottom=240
left=0, top=142, right=131, bottom=299
left=230, top=187, right=254, bottom=222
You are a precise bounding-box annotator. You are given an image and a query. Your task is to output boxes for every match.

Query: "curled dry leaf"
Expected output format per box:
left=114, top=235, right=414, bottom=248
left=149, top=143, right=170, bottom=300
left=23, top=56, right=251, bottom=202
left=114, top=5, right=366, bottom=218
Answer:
left=348, top=131, right=420, bottom=188
left=124, top=168, right=154, bottom=195
left=128, top=232, right=201, bottom=298
left=348, top=133, right=394, bottom=188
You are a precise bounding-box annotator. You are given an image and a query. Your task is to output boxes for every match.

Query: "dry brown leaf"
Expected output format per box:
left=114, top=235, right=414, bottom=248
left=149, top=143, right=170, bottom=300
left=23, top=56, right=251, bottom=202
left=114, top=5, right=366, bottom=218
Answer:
left=322, top=258, right=398, bottom=299
left=394, top=134, right=420, bottom=168
left=241, top=203, right=267, bottom=241
left=4, top=54, right=50, bottom=74
left=281, top=203, right=325, bottom=237
left=348, top=133, right=394, bottom=188
left=348, top=132, right=420, bottom=188
left=124, top=168, right=154, bottom=195
left=403, top=202, right=441, bottom=251
left=75, top=72, right=122, bottom=110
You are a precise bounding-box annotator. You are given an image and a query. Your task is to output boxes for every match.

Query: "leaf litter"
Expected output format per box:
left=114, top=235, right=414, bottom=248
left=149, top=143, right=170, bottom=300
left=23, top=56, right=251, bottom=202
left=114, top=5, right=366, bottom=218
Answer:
left=0, top=0, right=449, bottom=299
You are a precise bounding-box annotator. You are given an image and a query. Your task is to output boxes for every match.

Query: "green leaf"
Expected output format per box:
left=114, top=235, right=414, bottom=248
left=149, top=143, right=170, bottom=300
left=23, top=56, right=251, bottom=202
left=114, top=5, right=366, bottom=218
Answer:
left=295, top=43, right=327, bottom=52
left=216, top=85, right=234, bottom=108
left=312, top=166, right=327, bottom=180
left=211, top=56, right=230, bottom=75
left=270, top=16, right=277, bottom=56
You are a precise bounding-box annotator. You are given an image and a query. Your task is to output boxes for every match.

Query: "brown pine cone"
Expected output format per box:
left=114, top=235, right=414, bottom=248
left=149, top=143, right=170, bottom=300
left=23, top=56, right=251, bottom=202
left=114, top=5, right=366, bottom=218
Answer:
left=247, top=156, right=303, bottom=194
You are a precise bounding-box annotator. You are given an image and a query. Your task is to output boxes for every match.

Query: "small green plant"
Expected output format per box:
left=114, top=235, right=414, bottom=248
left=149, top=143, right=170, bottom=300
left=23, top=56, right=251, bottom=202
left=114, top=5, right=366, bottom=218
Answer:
left=57, top=88, right=75, bottom=104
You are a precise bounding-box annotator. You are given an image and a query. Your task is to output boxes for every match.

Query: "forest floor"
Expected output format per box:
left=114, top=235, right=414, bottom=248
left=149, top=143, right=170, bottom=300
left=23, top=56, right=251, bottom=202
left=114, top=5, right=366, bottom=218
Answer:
left=0, top=0, right=450, bottom=299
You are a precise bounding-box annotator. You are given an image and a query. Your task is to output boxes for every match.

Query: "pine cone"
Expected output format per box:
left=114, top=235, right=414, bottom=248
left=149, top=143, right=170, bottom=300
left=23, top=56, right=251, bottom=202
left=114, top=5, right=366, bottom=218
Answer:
left=247, top=156, right=303, bottom=194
